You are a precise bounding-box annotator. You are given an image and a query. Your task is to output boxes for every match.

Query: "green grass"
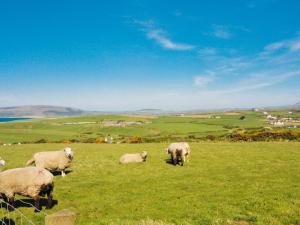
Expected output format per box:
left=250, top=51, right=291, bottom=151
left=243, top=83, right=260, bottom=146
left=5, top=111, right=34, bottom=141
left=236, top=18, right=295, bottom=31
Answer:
left=0, top=112, right=270, bottom=143
left=1, top=142, right=300, bottom=224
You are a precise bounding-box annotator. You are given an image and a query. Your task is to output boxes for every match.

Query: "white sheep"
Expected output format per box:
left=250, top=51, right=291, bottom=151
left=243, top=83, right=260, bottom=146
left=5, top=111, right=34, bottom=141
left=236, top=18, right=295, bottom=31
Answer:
left=26, top=147, right=73, bottom=177
left=0, top=167, right=54, bottom=212
left=119, top=151, right=147, bottom=164
left=166, top=142, right=190, bottom=166
left=0, top=157, right=5, bottom=167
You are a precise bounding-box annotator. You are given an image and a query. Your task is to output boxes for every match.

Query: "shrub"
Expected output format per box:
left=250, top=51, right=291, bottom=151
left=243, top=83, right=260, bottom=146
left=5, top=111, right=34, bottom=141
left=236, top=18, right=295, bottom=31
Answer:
left=228, top=130, right=300, bottom=141
left=127, top=136, right=142, bottom=143
left=82, top=138, right=96, bottom=143
left=206, top=135, right=216, bottom=141
left=95, top=137, right=105, bottom=144
left=35, top=138, right=47, bottom=143
left=69, top=139, right=80, bottom=143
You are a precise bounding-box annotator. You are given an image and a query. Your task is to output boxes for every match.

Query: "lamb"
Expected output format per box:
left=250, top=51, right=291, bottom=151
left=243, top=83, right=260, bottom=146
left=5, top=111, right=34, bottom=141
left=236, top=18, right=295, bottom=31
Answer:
left=119, top=151, right=147, bottom=164
left=0, top=167, right=54, bottom=212
left=26, top=147, right=73, bottom=177
left=166, top=142, right=190, bottom=166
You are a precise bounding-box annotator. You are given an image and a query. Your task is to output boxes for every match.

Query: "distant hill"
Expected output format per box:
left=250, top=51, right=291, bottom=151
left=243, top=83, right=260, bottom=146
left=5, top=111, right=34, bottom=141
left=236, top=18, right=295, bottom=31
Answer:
left=294, top=101, right=300, bottom=108
left=0, top=105, right=89, bottom=117
left=135, top=109, right=163, bottom=114
left=1, top=102, right=300, bottom=118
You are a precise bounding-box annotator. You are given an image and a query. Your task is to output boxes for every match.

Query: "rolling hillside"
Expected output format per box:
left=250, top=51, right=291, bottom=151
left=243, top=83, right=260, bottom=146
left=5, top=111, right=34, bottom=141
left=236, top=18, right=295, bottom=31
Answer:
left=0, top=105, right=88, bottom=117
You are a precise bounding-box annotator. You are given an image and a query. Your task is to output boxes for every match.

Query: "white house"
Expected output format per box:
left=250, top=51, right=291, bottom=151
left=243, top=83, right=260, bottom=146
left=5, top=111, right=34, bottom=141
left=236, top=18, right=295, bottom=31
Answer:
left=267, top=115, right=277, bottom=120
left=273, top=121, right=284, bottom=127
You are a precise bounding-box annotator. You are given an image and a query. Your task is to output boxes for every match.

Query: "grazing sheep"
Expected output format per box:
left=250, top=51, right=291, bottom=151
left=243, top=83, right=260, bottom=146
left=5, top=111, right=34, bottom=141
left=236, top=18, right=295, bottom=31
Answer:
left=119, top=151, right=147, bottom=164
left=26, top=147, right=73, bottom=177
left=166, top=142, right=190, bottom=166
left=0, top=167, right=54, bottom=212
left=0, top=158, right=5, bottom=167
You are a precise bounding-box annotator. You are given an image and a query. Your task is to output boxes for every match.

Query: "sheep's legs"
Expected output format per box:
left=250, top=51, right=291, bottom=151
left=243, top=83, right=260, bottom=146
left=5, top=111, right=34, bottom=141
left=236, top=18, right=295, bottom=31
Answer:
left=173, top=157, right=178, bottom=165
left=1, top=194, right=8, bottom=203
left=171, top=152, right=178, bottom=165
left=34, top=196, right=41, bottom=212
left=180, top=155, right=186, bottom=166
left=8, top=197, right=14, bottom=211
left=46, top=191, right=53, bottom=209
left=61, top=170, right=66, bottom=177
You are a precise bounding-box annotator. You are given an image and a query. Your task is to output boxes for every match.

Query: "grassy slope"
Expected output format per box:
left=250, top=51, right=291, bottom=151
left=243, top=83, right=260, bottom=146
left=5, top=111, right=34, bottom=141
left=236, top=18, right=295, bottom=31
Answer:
left=0, top=112, right=269, bottom=143
left=1, top=142, right=300, bottom=224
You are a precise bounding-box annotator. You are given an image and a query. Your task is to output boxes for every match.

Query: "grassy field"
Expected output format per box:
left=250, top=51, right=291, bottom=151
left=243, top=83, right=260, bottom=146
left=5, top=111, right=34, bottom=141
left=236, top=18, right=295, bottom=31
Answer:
left=0, top=111, right=273, bottom=143
left=1, top=142, right=300, bottom=224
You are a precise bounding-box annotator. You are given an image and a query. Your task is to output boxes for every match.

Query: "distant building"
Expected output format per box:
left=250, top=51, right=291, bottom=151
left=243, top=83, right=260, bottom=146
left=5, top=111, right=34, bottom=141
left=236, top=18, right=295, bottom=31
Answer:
left=102, top=120, right=145, bottom=127
left=267, top=115, right=277, bottom=120
left=273, top=121, right=284, bottom=127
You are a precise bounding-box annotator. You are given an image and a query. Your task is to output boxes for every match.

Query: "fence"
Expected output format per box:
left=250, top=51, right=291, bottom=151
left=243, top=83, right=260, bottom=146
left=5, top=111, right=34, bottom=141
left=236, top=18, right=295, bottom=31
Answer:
left=0, top=198, right=46, bottom=225
left=1, top=199, right=76, bottom=225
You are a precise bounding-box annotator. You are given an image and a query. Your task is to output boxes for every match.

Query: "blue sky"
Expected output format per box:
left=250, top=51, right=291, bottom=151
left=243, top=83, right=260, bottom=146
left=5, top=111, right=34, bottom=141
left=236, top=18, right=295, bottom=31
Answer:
left=1, top=0, right=300, bottom=110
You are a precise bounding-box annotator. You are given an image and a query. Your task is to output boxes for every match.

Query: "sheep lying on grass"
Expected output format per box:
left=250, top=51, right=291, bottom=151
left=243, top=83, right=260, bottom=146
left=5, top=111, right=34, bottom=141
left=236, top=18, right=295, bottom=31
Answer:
left=0, top=167, right=54, bottom=212
left=0, top=158, right=5, bottom=167
left=119, top=151, right=148, bottom=164
left=166, top=142, right=190, bottom=166
left=26, top=147, right=73, bottom=177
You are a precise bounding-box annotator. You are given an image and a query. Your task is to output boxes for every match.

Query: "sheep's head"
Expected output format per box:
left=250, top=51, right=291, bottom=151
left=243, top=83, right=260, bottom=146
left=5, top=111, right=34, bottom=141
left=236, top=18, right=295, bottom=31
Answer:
left=141, top=151, right=147, bottom=160
left=64, top=147, right=74, bottom=160
left=0, top=158, right=5, bottom=167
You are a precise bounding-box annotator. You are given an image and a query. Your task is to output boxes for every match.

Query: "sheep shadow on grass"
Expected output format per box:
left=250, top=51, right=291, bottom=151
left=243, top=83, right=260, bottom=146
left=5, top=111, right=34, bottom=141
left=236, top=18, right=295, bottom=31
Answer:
left=0, top=198, right=58, bottom=210
left=0, top=217, right=15, bottom=225
left=14, top=198, right=58, bottom=210
left=165, top=158, right=176, bottom=165
left=52, top=170, right=72, bottom=176
left=164, top=158, right=184, bottom=166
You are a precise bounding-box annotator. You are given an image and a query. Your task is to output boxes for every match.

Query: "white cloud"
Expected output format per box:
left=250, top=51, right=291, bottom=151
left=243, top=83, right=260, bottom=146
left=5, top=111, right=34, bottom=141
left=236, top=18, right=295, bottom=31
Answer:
left=132, top=19, right=154, bottom=29
left=212, top=25, right=232, bottom=39
left=194, top=71, right=215, bottom=87
left=194, top=34, right=300, bottom=99
left=147, top=29, right=194, bottom=50
left=207, top=70, right=300, bottom=95
left=134, top=19, right=194, bottom=51
left=290, top=40, right=300, bottom=51
left=263, top=36, right=300, bottom=54
left=264, top=42, right=285, bottom=52
left=205, top=24, right=250, bottom=40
